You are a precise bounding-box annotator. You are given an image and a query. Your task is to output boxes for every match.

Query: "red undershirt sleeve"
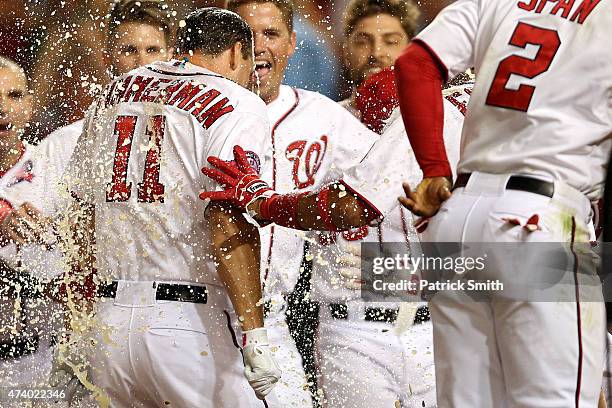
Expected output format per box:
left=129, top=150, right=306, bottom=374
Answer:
left=394, top=40, right=452, bottom=179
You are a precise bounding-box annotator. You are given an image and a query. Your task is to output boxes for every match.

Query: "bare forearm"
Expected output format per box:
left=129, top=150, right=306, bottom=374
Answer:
left=208, top=204, right=264, bottom=331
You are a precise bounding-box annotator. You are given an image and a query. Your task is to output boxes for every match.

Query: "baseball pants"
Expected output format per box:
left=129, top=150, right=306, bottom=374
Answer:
left=83, top=280, right=265, bottom=408
left=315, top=301, right=436, bottom=408
left=423, top=172, right=605, bottom=408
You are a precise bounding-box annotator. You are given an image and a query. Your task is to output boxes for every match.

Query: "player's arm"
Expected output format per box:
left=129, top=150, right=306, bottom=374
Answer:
left=393, top=41, right=452, bottom=217
left=393, top=0, right=478, bottom=217
left=200, top=145, right=381, bottom=231
left=205, top=202, right=264, bottom=330
left=205, top=200, right=282, bottom=399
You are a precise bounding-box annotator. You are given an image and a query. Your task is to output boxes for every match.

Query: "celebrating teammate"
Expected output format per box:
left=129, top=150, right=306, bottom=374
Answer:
left=60, top=8, right=280, bottom=407
left=394, top=1, right=612, bottom=406
left=339, top=0, right=419, bottom=118
left=0, top=56, right=49, bottom=388
left=0, top=1, right=175, bottom=401
left=228, top=0, right=379, bottom=405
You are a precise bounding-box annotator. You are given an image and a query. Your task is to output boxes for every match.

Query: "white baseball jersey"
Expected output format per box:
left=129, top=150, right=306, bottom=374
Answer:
left=417, top=0, right=612, bottom=199
left=0, top=123, right=81, bottom=387
left=0, top=120, right=83, bottom=271
left=65, top=60, right=272, bottom=285
left=314, top=82, right=472, bottom=303
left=261, top=85, right=378, bottom=295
left=340, top=82, right=472, bottom=223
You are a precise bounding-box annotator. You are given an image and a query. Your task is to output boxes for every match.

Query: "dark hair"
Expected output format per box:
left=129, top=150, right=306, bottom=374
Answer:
left=226, top=0, right=294, bottom=32
left=107, top=0, right=174, bottom=48
left=175, top=8, right=253, bottom=60
left=343, top=0, right=420, bottom=39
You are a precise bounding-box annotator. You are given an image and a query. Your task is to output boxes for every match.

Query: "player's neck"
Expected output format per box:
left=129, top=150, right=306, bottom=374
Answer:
left=0, top=137, right=24, bottom=175
left=263, top=88, right=280, bottom=105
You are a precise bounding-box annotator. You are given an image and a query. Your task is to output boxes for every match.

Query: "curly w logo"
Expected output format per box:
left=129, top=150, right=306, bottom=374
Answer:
left=285, top=135, right=328, bottom=189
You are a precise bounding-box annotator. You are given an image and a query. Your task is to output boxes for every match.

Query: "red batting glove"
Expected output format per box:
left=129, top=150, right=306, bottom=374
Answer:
left=355, top=67, right=399, bottom=134
left=199, top=145, right=275, bottom=211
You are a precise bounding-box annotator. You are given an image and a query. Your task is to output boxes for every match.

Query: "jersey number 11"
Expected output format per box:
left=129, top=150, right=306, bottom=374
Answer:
left=106, top=115, right=166, bottom=203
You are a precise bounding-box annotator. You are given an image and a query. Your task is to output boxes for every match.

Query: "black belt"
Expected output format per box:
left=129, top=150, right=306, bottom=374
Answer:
left=454, top=173, right=554, bottom=198
left=98, top=281, right=208, bottom=304
left=329, top=303, right=430, bottom=325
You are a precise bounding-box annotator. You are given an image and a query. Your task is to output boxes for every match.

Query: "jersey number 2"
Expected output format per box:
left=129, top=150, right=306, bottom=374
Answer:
left=106, top=115, right=166, bottom=203
left=486, top=22, right=561, bottom=112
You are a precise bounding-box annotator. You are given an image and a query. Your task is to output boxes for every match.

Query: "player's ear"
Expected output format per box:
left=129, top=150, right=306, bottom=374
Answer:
left=229, top=41, right=243, bottom=70
left=287, top=31, right=297, bottom=59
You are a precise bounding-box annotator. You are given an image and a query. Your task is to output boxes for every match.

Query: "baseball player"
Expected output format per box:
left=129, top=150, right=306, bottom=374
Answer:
left=0, top=57, right=56, bottom=391
left=228, top=0, right=381, bottom=405
left=338, top=0, right=420, bottom=119
left=58, top=8, right=280, bottom=407
left=313, top=66, right=474, bottom=407
left=197, top=65, right=470, bottom=407
left=393, top=0, right=612, bottom=406
left=0, top=2, right=174, bottom=403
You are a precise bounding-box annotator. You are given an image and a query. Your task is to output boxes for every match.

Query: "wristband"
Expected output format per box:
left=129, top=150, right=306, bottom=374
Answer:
left=259, top=192, right=308, bottom=230
left=242, top=327, right=269, bottom=348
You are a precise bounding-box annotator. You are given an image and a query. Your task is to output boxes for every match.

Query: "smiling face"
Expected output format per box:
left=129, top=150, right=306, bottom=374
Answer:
left=109, top=22, right=170, bottom=75
left=235, top=2, right=296, bottom=104
left=344, top=13, right=409, bottom=86
left=0, top=65, right=32, bottom=144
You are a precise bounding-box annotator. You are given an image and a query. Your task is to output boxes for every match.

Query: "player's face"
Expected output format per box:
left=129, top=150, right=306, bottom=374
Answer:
left=109, top=22, right=170, bottom=75
left=0, top=67, right=32, bottom=143
left=236, top=2, right=296, bottom=104
left=344, top=13, right=409, bottom=86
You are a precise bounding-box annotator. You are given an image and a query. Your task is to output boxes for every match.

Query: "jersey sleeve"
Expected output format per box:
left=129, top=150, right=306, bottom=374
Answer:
left=339, top=112, right=421, bottom=217
left=416, top=0, right=479, bottom=79
left=203, top=111, right=272, bottom=189
left=312, top=102, right=379, bottom=189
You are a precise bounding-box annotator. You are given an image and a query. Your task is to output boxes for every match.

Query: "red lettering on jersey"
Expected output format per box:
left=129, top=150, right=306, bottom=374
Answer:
left=518, top=0, right=537, bottom=11
left=286, top=135, right=328, bottom=189
left=106, top=115, right=137, bottom=202
left=444, top=91, right=468, bottom=116
left=464, top=87, right=472, bottom=95
left=550, top=0, right=575, bottom=18
left=105, top=80, right=118, bottom=107
left=129, top=76, right=154, bottom=102
left=570, top=0, right=601, bottom=24
left=535, top=0, right=555, bottom=13
left=188, top=89, right=220, bottom=116
left=161, top=80, right=185, bottom=104
left=121, top=76, right=135, bottom=103
left=140, top=78, right=170, bottom=103
left=137, top=115, right=166, bottom=203
left=198, top=97, right=234, bottom=128
left=169, top=83, right=203, bottom=109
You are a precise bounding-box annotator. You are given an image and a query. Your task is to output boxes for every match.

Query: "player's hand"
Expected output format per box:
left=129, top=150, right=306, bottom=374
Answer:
left=241, top=328, right=282, bottom=400
left=336, top=240, right=363, bottom=290
left=399, top=177, right=452, bottom=217
left=0, top=202, right=55, bottom=246
left=199, top=145, right=275, bottom=212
